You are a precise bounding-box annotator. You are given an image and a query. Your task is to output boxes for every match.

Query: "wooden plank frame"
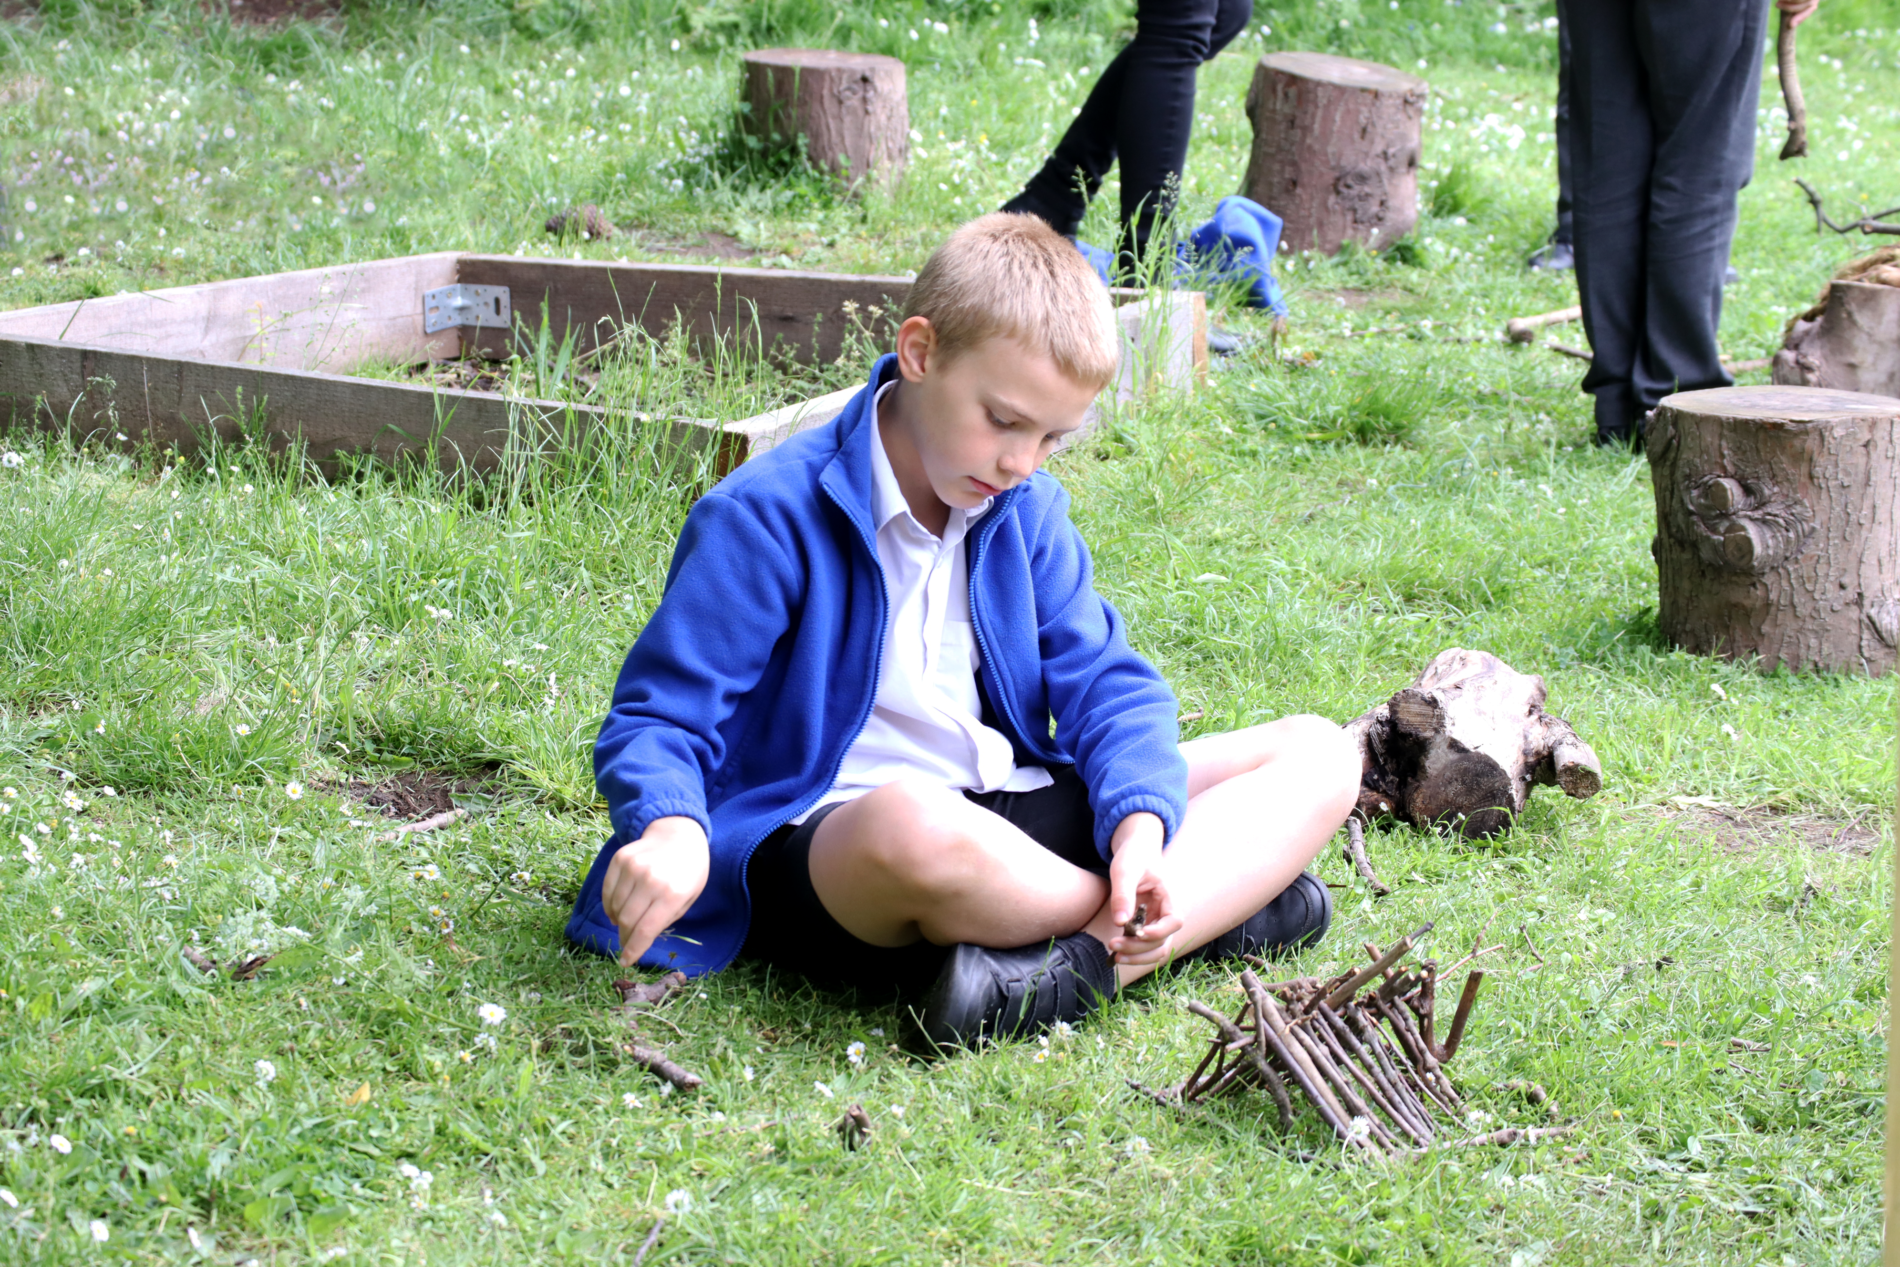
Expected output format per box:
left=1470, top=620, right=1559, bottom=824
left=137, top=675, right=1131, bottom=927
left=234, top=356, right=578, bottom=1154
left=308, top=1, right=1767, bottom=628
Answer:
left=0, top=251, right=1203, bottom=477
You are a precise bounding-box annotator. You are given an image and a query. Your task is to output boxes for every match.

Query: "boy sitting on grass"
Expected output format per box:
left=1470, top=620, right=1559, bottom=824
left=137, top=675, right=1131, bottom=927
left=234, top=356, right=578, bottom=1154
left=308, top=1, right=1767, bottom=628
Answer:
left=567, top=213, right=1360, bottom=1046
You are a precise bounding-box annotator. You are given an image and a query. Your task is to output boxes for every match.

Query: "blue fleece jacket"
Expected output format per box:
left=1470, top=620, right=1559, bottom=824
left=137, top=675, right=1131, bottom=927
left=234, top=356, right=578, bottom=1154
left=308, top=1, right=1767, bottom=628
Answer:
left=566, top=355, right=1189, bottom=975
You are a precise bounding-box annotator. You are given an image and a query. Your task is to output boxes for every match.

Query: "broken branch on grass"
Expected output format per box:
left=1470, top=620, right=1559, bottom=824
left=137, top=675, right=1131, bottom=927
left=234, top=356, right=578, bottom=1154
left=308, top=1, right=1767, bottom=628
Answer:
left=182, top=945, right=219, bottom=976
left=1795, top=178, right=1900, bottom=237
left=1518, top=923, right=1547, bottom=972
left=378, top=807, right=467, bottom=842
left=631, top=1216, right=665, bottom=1267
left=1546, top=340, right=1595, bottom=362
left=613, top=971, right=703, bottom=1091
left=1444, top=1124, right=1574, bottom=1148
left=1505, top=305, right=1581, bottom=344
left=1342, top=816, right=1390, bottom=896
left=835, top=1103, right=874, bottom=1151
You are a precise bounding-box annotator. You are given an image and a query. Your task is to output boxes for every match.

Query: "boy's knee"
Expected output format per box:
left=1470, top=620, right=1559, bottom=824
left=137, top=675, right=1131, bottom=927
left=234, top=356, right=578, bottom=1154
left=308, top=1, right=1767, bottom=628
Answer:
left=848, top=779, right=987, bottom=894
left=1281, top=714, right=1363, bottom=797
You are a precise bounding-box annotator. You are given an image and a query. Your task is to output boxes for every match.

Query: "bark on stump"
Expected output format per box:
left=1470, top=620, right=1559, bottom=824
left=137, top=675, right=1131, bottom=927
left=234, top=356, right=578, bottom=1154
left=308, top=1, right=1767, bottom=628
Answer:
left=741, top=49, right=908, bottom=192
left=1241, top=52, right=1425, bottom=257
left=1645, top=385, right=1900, bottom=675
left=1346, top=648, right=1602, bottom=839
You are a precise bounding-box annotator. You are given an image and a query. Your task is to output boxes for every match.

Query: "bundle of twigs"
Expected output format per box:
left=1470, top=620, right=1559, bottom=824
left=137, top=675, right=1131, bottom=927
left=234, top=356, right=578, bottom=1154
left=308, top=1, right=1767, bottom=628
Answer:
left=1177, top=923, right=1503, bottom=1155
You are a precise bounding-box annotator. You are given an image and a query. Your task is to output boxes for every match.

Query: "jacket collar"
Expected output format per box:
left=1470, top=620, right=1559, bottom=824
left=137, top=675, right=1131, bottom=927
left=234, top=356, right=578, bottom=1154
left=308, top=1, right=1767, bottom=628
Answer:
left=820, top=354, right=1017, bottom=549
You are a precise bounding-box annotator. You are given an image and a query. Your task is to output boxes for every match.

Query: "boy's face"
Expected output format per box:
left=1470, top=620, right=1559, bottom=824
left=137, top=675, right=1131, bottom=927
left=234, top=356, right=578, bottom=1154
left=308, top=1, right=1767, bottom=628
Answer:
left=890, top=317, right=1100, bottom=511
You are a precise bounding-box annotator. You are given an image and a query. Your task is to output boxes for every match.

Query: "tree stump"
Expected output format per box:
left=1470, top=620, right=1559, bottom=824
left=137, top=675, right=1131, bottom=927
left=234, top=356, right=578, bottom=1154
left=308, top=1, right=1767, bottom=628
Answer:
left=1773, top=270, right=1900, bottom=400
left=1241, top=52, right=1425, bottom=257
left=741, top=49, right=908, bottom=192
left=1345, top=649, right=1602, bottom=839
left=1645, top=386, right=1900, bottom=675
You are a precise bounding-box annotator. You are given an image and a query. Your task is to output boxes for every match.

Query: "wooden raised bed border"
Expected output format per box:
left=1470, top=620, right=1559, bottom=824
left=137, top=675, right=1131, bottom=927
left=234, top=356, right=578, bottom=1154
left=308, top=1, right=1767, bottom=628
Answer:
left=0, top=252, right=1204, bottom=478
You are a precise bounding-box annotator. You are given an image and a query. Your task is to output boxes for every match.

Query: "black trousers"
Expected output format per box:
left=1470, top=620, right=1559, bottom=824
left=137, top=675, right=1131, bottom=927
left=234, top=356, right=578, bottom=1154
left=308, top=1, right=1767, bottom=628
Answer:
left=1553, top=0, right=1572, bottom=245
left=1569, top=0, right=1766, bottom=440
left=1003, top=0, right=1252, bottom=270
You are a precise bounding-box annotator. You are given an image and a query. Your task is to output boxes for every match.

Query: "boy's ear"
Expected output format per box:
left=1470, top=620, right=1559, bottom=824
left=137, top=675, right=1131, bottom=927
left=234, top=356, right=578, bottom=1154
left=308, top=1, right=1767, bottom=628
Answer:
left=893, top=315, right=938, bottom=383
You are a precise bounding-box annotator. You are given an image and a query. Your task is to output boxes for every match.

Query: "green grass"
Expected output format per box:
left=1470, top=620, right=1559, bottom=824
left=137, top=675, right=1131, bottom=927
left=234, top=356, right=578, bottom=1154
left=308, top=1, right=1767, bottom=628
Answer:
left=1, top=1, right=1897, bottom=1263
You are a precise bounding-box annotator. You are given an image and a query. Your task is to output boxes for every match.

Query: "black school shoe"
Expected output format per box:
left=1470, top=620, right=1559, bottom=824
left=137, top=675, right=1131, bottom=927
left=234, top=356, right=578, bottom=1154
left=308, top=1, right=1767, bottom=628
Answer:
left=919, top=932, right=1116, bottom=1049
left=1180, top=871, right=1333, bottom=965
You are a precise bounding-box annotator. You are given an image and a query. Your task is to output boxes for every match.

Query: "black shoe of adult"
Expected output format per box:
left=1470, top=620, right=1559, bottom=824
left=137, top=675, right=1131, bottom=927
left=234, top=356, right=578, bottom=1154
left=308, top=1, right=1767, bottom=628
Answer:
left=1525, top=238, right=1575, bottom=271
left=1593, top=418, right=1647, bottom=449
left=919, top=932, right=1116, bottom=1049
left=1180, top=871, right=1333, bottom=965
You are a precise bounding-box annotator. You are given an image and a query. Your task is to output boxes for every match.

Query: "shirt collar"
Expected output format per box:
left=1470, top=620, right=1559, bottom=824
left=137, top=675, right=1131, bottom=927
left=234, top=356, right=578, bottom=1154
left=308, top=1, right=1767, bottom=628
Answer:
left=868, top=379, right=994, bottom=535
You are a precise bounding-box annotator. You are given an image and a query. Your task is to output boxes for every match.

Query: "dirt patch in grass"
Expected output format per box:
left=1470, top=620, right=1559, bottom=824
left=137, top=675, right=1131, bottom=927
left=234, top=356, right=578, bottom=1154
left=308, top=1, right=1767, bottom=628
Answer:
left=1306, top=287, right=1408, bottom=310
left=624, top=228, right=760, bottom=261
left=1664, top=801, right=1886, bottom=859
left=340, top=768, right=498, bottom=820
left=211, top=0, right=345, bottom=24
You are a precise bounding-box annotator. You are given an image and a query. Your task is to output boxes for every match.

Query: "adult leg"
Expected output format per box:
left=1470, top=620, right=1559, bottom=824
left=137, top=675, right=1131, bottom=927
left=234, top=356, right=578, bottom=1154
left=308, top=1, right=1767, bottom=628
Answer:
left=1568, top=0, right=1654, bottom=443
left=1529, top=0, right=1576, bottom=269
left=1002, top=46, right=1135, bottom=237
left=1112, top=0, right=1227, bottom=272
left=1627, top=0, right=1767, bottom=414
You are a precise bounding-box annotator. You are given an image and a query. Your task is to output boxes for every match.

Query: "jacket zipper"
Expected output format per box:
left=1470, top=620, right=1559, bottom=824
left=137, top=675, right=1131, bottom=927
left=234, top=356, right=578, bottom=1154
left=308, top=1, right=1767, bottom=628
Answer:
left=966, top=490, right=1052, bottom=765
left=725, top=478, right=889, bottom=965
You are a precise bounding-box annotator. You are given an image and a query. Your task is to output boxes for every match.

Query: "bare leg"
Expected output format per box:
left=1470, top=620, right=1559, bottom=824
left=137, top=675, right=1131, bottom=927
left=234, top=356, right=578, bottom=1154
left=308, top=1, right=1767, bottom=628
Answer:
left=806, top=715, right=1360, bottom=986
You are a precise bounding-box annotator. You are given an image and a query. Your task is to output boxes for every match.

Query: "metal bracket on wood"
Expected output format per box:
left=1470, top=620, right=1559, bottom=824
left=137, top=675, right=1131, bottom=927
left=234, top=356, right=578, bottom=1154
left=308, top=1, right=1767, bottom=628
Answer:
left=423, top=284, right=512, bottom=334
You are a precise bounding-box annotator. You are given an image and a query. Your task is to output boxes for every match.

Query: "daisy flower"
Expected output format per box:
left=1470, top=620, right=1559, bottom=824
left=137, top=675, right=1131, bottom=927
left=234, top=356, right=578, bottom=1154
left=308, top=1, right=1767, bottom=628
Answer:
left=478, top=1003, right=507, bottom=1026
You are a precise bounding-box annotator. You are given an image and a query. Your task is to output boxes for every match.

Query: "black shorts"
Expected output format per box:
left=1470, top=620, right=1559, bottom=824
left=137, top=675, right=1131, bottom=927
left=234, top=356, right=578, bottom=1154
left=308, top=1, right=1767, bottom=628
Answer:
left=740, top=766, right=1106, bottom=1000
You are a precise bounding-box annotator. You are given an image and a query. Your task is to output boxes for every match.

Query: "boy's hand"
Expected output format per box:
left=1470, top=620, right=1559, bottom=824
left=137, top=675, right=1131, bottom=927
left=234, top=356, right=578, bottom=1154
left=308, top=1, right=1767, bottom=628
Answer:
left=1105, top=812, right=1181, bottom=966
left=1776, top=0, right=1818, bottom=28
left=602, top=816, right=710, bottom=967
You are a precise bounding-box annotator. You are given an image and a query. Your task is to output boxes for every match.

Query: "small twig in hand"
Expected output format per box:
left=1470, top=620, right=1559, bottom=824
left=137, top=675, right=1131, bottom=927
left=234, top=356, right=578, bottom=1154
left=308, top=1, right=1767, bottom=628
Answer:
left=631, top=1216, right=665, bottom=1267
left=378, top=807, right=467, bottom=843
left=1342, top=817, right=1390, bottom=896
left=835, top=1103, right=874, bottom=1151
left=1776, top=9, right=1808, bottom=160
left=1122, top=902, right=1148, bottom=940
left=1518, top=923, right=1547, bottom=972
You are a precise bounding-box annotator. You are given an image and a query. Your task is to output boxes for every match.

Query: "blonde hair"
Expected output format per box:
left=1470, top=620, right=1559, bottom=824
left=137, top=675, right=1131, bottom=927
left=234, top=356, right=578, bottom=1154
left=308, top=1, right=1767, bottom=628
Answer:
left=902, top=213, right=1119, bottom=390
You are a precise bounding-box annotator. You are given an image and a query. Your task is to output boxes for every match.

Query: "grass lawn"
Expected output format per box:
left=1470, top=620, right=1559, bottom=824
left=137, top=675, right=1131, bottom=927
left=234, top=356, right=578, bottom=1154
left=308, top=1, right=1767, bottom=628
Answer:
left=1, top=1, right=1897, bottom=1263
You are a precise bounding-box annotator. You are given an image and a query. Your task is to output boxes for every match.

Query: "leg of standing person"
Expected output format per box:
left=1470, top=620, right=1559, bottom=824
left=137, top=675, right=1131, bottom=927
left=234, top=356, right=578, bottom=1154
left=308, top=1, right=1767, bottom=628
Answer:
left=1626, top=0, right=1766, bottom=416
left=1004, top=0, right=1247, bottom=266
left=1568, top=0, right=1653, bottom=443
left=1528, top=0, right=1575, bottom=270
left=1570, top=0, right=1767, bottom=445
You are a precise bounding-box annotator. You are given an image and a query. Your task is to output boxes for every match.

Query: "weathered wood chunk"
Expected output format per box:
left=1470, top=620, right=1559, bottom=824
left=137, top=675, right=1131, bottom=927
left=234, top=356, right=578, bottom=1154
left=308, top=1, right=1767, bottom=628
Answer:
left=1241, top=52, right=1425, bottom=257
left=1773, top=248, right=1900, bottom=398
left=1346, top=649, right=1601, bottom=838
left=741, top=49, right=908, bottom=191
left=1645, top=385, right=1900, bottom=675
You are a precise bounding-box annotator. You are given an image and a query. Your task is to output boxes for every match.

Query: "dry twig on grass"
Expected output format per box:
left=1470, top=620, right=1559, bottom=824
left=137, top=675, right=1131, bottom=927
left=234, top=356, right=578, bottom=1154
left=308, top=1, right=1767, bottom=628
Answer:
left=631, top=1216, right=665, bottom=1266
left=1173, top=925, right=1547, bottom=1156
left=1795, top=179, right=1900, bottom=237
left=378, top=807, right=466, bottom=843
left=612, top=972, right=704, bottom=1092
left=1342, top=816, right=1390, bottom=896
left=835, top=1103, right=874, bottom=1151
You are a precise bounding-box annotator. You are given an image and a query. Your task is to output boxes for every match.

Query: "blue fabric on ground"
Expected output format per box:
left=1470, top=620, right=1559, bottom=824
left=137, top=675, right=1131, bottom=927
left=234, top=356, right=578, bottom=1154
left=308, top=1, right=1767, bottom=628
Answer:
left=1072, top=195, right=1288, bottom=315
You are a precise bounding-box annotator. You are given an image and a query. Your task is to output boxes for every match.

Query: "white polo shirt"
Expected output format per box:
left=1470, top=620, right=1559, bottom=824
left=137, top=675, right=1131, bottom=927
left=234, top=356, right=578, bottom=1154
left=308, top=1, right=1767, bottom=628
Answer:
left=796, top=382, right=1053, bottom=821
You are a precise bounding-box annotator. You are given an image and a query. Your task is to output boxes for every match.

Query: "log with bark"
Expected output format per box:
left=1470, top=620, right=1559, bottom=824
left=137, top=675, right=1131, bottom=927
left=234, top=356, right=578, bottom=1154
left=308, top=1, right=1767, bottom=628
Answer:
left=1772, top=246, right=1900, bottom=400
left=740, top=49, right=909, bottom=191
left=1241, top=52, right=1426, bottom=257
left=1645, top=385, right=1900, bottom=675
left=1345, top=649, right=1602, bottom=839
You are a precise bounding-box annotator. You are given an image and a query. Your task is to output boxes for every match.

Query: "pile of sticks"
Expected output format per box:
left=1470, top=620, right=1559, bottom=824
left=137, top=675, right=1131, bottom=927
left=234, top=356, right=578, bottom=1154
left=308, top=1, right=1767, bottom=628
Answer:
left=1178, top=923, right=1496, bottom=1155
